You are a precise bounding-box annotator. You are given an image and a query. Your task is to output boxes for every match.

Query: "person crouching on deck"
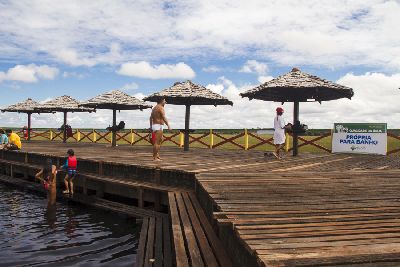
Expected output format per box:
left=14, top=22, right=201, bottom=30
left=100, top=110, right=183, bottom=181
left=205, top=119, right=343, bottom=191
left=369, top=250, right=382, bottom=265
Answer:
left=150, top=98, right=171, bottom=161
left=61, top=149, right=77, bottom=195
left=3, top=129, right=22, bottom=151
left=273, top=107, right=289, bottom=159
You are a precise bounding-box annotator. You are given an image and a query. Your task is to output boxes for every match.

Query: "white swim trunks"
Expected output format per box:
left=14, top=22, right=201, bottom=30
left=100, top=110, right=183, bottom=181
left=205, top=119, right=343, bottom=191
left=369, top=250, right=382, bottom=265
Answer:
left=152, top=124, right=164, bottom=132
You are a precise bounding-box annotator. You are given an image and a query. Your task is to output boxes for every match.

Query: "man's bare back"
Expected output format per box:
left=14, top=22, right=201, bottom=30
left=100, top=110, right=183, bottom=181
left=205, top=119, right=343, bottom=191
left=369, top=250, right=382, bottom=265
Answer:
left=151, top=104, right=166, bottom=125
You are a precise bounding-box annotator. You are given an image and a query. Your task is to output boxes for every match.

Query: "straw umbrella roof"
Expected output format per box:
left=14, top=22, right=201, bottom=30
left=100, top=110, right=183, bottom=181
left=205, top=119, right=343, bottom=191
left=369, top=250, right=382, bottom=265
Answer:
left=80, top=90, right=152, bottom=110
left=144, top=80, right=233, bottom=106
left=35, top=95, right=94, bottom=112
left=240, top=68, right=354, bottom=102
left=1, top=98, right=53, bottom=113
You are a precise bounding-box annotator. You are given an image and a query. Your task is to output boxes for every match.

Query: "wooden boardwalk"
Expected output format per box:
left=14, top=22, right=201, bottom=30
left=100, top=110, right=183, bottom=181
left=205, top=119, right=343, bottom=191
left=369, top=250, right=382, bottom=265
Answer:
left=198, top=171, right=400, bottom=266
left=12, top=141, right=400, bottom=266
left=19, top=141, right=400, bottom=173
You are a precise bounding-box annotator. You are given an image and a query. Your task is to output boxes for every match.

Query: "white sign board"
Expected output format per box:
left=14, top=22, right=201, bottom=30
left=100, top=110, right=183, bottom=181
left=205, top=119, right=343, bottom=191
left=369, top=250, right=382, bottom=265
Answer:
left=332, top=123, right=387, bottom=155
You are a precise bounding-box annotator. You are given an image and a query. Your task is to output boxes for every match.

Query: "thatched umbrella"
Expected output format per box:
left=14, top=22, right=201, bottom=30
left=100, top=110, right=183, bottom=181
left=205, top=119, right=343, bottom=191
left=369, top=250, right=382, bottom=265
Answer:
left=1, top=98, right=54, bottom=141
left=144, top=80, right=233, bottom=151
left=241, top=68, right=354, bottom=156
left=35, top=95, right=94, bottom=143
left=80, top=90, right=152, bottom=147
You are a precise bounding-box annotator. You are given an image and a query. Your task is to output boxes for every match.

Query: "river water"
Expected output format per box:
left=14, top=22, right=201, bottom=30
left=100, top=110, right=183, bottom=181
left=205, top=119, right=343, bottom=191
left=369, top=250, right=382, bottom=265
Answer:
left=0, top=183, right=139, bottom=267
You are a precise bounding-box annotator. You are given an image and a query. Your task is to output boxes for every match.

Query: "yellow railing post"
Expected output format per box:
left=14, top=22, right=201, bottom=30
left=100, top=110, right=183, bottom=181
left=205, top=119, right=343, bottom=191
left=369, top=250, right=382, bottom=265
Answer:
left=93, top=129, right=97, bottom=142
left=130, top=129, right=134, bottom=145
left=50, top=130, right=53, bottom=141
left=209, top=129, right=214, bottom=149
left=77, top=129, right=81, bottom=142
left=179, top=132, right=184, bottom=147
left=244, top=129, right=249, bottom=150
left=285, top=132, right=289, bottom=152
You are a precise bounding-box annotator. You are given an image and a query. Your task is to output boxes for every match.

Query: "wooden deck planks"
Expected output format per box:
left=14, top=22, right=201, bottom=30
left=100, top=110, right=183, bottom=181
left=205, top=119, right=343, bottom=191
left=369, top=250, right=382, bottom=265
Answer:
left=136, top=218, right=149, bottom=267
left=187, top=192, right=234, bottom=267
left=162, top=216, right=172, bottom=267
left=136, top=216, right=172, bottom=267
left=168, top=192, right=189, bottom=267
left=198, top=170, right=400, bottom=266
left=168, top=192, right=233, bottom=267
left=144, top=217, right=156, bottom=267
left=175, top=192, right=204, bottom=267
left=181, top=192, right=219, bottom=267
left=154, top=217, right=163, bottom=267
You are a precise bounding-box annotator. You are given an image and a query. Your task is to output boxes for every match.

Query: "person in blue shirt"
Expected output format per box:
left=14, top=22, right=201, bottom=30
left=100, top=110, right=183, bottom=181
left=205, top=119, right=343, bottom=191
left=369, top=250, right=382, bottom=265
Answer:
left=0, top=129, right=9, bottom=146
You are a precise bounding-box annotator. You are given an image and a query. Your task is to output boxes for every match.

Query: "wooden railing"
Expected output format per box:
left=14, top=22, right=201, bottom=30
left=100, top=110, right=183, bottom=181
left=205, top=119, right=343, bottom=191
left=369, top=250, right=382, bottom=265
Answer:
left=12, top=129, right=400, bottom=154
left=288, top=132, right=332, bottom=153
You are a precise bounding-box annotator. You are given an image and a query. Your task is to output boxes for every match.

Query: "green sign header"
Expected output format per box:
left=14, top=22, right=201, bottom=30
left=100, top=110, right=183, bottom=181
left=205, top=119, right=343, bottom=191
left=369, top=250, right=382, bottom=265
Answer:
left=334, top=123, right=387, bottom=133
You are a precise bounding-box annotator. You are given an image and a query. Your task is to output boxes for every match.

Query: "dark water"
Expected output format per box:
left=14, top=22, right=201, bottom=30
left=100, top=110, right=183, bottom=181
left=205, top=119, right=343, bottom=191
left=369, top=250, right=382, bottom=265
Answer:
left=0, top=183, right=139, bottom=267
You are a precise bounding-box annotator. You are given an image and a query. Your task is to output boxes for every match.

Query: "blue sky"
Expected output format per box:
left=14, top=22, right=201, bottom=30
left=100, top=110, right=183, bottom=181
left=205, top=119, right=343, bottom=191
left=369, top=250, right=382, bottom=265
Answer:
left=1, top=0, right=400, bottom=129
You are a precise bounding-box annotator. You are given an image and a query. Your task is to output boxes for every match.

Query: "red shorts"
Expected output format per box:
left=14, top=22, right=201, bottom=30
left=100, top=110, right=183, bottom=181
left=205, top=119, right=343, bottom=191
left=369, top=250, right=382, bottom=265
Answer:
left=151, top=132, right=156, bottom=144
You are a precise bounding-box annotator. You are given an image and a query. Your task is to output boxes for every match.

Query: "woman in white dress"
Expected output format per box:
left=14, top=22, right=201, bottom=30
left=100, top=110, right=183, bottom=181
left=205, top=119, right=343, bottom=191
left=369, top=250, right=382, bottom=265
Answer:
left=273, top=107, right=287, bottom=159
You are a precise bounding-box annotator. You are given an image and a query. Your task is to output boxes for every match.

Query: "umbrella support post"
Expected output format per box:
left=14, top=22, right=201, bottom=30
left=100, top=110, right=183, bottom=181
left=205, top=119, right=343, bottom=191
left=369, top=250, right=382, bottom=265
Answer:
left=293, top=101, right=299, bottom=156
left=63, top=111, right=67, bottom=143
left=112, top=109, right=117, bottom=147
left=184, top=105, right=191, bottom=151
left=27, top=112, right=31, bottom=141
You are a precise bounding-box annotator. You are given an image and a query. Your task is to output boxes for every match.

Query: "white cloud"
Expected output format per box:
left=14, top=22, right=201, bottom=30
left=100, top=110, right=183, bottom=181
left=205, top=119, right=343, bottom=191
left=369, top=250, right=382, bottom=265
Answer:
left=55, top=49, right=96, bottom=67
left=62, top=71, right=87, bottom=79
left=133, top=92, right=146, bottom=100
left=258, top=75, right=274, bottom=84
left=1, top=1, right=399, bottom=71
left=118, top=82, right=139, bottom=92
left=202, top=66, right=221, bottom=73
left=117, top=61, right=195, bottom=79
left=0, top=64, right=59, bottom=83
left=40, top=97, right=53, bottom=104
left=206, top=83, right=224, bottom=94
left=240, top=60, right=268, bottom=75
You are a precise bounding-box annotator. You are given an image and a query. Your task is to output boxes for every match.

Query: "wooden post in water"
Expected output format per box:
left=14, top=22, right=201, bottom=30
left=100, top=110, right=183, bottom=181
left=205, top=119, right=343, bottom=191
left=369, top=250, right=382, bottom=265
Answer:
left=293, top=101, right=299, bottom=156
left=63, top=111, right=67, bottom=143
left=27, top=112, right=32, bottom=141
left=184, top=105, right=191, bottom=151
left=112, top=109, right=117, bottom=147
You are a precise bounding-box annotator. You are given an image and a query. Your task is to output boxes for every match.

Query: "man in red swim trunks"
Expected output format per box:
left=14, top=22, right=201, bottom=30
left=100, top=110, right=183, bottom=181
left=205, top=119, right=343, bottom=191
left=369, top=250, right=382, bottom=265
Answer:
left=150, top=99, right=171, bottom=161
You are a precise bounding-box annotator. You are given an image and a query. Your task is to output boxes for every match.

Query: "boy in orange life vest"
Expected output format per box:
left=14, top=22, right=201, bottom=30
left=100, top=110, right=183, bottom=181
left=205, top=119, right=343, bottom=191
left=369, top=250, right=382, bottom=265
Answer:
left=61, top=149, right=77, bottom=195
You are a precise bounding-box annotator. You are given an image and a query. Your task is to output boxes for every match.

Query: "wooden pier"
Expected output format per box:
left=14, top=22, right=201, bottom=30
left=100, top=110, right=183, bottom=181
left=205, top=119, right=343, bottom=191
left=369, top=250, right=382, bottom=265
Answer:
left=1, top=141, right=400, bottom=266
